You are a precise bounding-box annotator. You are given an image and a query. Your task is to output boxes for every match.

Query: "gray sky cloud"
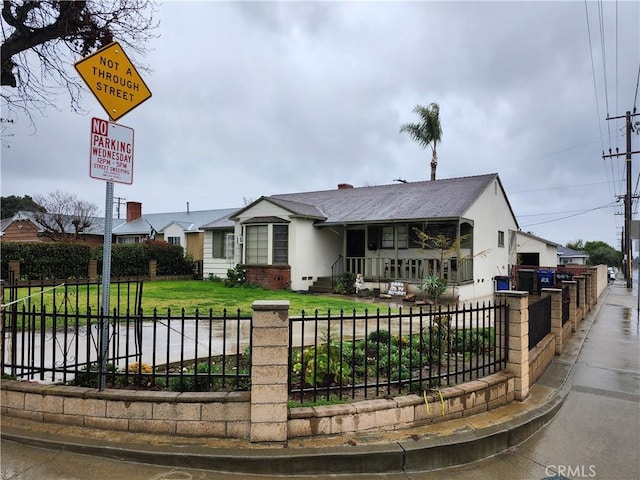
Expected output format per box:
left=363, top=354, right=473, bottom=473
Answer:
left=2, top=1, right=639, bottom=249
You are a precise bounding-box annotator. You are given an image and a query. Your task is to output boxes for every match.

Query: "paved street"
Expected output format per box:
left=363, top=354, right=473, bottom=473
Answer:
left=2, top=277, right=639, bottom=480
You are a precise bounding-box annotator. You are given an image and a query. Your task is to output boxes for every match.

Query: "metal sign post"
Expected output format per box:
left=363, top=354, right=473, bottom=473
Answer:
left=75, top=42, right=151, bottom=391
left=99, top=181, right=114, bottom=390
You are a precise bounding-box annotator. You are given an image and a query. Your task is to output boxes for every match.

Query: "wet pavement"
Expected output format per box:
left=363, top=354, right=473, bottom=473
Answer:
left=1, top=277, right=639, bottom=479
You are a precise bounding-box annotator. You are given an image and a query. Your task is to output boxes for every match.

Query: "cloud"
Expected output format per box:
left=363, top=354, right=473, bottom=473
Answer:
left=2, top=1, right=639, bottom=249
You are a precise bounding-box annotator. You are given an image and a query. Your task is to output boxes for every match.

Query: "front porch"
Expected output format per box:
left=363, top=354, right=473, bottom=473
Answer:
left=343, top=255, right=473, bottom=285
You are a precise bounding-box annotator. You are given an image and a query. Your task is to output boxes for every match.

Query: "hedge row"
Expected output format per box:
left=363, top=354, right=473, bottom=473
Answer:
left=1, top=241, right=195, bottom=280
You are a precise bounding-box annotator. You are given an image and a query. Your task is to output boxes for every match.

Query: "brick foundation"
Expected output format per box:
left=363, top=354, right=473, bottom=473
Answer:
left=244, top=265, right=291, bottom=290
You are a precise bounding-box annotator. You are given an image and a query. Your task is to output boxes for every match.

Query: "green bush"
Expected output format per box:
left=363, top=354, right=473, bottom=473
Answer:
left=333, top=272, right=356, bottom=294
left=292, top=342, right=352, bottom=387
left=2, top=240, right=195, bottom=280
left=1, top=242, right=92, bottom=280
left=225, top=264, right=247, bottom=287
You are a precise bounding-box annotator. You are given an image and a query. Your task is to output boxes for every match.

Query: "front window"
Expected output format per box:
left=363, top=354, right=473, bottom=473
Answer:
left=273, top=225, right=288, bottom=264
left=397, top=225, right=408, bottom=249
left=117, top=236, right=140, bottom=244
left=246, top=225, right=268, bottom=264
left=212, top=231, right=234, bottom=259
left=167, top=236, right=180, bottom=246
left=225, top=233, right=235, bottom=260
left=381, top=226, right=394, bottom=249
left=498, top=230, right=505, bottom=247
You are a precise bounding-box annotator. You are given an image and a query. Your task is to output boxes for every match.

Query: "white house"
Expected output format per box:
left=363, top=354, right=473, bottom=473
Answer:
left=203, top=173, right=522, bottom=302
left=514, top=231, right=559, bottom=267
left=557, top=245, right=589, bottom=266
left=113, top=202, right=237, bottom=266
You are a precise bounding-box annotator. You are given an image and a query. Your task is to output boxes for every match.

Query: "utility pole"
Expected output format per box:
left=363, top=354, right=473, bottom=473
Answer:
left=113, top=196, right=126, bottom=219
left=604, top=111, right=640, bottom=289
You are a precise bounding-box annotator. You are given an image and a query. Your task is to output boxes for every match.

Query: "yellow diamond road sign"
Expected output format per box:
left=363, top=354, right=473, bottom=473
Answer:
left=75, top=42, right=152, bottom=121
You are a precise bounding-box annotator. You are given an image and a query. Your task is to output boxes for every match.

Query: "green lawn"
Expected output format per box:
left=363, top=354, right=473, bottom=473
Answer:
left=3, top=279, right=397, bottom=317
left=140, top=280, right=392, bottom=315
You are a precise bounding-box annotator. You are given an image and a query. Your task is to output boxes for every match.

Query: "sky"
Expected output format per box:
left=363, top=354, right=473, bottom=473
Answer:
left=2, top=1, right=640, bottom=250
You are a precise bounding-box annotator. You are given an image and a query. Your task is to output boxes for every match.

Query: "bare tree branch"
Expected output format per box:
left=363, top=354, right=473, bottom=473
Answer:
left=1, top=0, right=158, bottom=125
left=33, top=190, right=99, bottom=242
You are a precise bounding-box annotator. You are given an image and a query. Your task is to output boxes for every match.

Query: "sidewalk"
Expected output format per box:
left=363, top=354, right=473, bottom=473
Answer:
left=0, top=282, right=617, bottom=476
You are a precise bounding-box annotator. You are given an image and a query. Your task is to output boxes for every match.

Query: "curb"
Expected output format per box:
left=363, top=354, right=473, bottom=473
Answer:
left=1, top=390, right=567, bottom=475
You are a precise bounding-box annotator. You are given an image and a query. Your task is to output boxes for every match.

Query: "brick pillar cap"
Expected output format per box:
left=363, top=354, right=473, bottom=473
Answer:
left=252, top=300, right=290, bottom=311
left=495, top=291, right=528, bottom=298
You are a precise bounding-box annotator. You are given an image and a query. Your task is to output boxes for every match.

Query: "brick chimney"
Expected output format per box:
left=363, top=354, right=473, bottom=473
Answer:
left=126, top=202, right=142, bottom=222
left=337, top=183, right=354, bottom=190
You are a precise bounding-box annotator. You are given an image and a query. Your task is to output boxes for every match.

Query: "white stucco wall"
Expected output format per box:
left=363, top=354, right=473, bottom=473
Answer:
left=162, top=224, right=185, bottom=248
left=460, top=178, right=518, bottom=301
left=515, top=232, right=558, bottom=267
left=230, top=201, right=343, bottom=291
left=289, top=221, right=342, bottom=290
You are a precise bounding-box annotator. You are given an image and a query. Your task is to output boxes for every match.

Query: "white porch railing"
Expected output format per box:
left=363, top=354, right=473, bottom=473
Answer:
left=344, top=256, right=473, bottom=284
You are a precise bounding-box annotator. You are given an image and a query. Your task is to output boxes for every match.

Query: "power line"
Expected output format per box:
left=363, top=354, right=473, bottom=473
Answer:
left=519, top=202, right=617, bottom=227
left=511, top=180, right=618, bottom=194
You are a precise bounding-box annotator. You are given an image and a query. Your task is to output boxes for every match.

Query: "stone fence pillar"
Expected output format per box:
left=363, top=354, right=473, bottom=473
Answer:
left=574, top=276, right=585, bottom=321
left=496, top=291, right=529, bottom=401
left=542, top=288, right=563, bottom=355
left=583, top=273, right=593, bottom=311
left=250, top=300, right=290, bottom=442
left=562, top=280, right=578, bottom=332
left=149, top=259, right=157, bottom=280
left=8, top=261, right=20, bottom=281
left=88, top=260, right=98, bottom=281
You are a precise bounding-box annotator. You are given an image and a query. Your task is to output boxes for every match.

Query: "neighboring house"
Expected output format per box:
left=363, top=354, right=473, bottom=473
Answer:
left=557, top=245, right=589, bottom=266
left=0, top=210, right=122, bottom=245
left=113, top=202, right=238, bottom=264
left=200, top=212, right=238, bottom=279
left=203, top=173, right=521, bottom=302
left=515, top=231, right=559, bottom=267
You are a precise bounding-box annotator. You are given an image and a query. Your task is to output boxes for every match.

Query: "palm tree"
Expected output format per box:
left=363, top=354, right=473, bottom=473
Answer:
left=400, top=103, right=443, bottom=181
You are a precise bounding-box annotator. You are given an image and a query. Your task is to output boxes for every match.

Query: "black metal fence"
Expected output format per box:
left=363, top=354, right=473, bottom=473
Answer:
left=1, top=279, right=251, bottom=392
left=288, top=301, right=509, bottom=403
left=528, top=295, right=552, bottom=350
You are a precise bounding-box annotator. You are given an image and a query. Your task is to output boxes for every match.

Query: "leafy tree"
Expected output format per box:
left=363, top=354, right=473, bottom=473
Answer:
left=400, top=103, right=443, bottom=181
left=565, top=240, right=584, bottom=251
left=565, top=239, right=621, bottom=267
left=413, top=227, right=470, bottom=278
left=32, top=190, right=99, bottom=242
left=1, top=1, right=158, bottom=123
left=583, top=241, right=622, bottom=268
left=1, top=194, right=45, bottom=218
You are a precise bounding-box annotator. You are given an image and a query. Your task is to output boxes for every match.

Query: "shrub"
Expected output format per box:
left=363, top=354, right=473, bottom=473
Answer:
left=225, top=264, right=247, bottom=287
left=420, top=275, right=448, bottom=303
left=2, top=240, right=195, bottom=280
left=292, top=342, right=352, bottom=387
left=1, top=242, right=91, bottom=280
left=333, top=272, right=356, bottom=295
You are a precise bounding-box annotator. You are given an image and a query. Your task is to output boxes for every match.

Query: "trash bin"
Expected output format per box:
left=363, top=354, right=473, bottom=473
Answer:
left=517, top=269, right=535, bottom=294
left=555, top=272, right=573, bottom=283
left=495, top=275, right=509, bottom=291
left=536, top=269, right=555, bottom=293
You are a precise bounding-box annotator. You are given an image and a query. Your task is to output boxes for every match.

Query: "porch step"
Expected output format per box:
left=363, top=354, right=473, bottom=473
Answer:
left=309, top=276, right=333, bottom=294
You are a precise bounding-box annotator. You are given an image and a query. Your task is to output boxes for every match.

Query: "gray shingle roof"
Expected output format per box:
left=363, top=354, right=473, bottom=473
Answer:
left=264, top=173, right=503, bottom=225
left=3, top=211, right=126, bottom=235
left=557, top=245, right=587, bottom=257
left=113, top=208, right=238, bottom=235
